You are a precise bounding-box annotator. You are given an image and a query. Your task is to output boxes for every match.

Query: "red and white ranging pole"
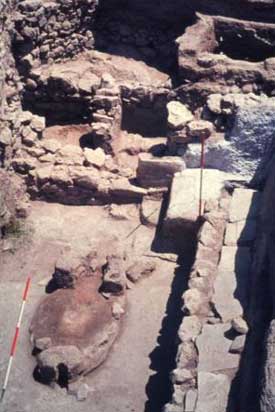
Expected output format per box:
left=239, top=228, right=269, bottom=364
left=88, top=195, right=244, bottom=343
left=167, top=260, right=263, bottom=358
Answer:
left=199, top=135, right=206, bottom=217
left=0, top=277, right=31, bottom=403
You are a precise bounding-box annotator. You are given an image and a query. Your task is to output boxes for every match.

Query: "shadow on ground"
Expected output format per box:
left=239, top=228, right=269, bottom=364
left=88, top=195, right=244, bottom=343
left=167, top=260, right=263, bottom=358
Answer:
left=144, top=217, right=197, bottom=412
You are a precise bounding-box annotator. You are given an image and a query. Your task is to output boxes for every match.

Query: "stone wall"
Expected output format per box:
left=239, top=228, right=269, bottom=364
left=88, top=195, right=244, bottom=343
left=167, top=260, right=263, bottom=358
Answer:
left=257, top=154, right=275, bottom=412
left=165, top=185, right=261, bottom=412
left=0, top=0, right=22, bottom=167
left=13, top=0, right=98, bottom=77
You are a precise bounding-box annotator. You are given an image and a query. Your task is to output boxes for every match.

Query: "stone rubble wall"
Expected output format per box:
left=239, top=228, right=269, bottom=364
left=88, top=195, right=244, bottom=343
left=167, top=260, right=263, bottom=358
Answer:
left=175, top=14, right=275, bottom=108
left=0, top=0, right=23, bottom=167
left=165, top=186, right=261, bottom=412
left=13, top=0, right=98, bottom=77
left=257, top=154, right=275, bottom=412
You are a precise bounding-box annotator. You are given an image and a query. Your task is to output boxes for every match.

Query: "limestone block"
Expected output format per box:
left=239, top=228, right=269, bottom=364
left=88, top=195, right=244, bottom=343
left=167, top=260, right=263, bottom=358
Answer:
left=167, top=101, right=194, bottom=130
left=195, top=372, right=231, bottom=412
left=196, top=324, right=240, bottom=372
left=137, top=153, right=185, bottom=188
left=165, top=169, right=238, bottom=229
left=229, top=188, right=261, bottom=223
left=84, top=147, right=106, bottom=168
left=224, top=219, right=257, bottom=245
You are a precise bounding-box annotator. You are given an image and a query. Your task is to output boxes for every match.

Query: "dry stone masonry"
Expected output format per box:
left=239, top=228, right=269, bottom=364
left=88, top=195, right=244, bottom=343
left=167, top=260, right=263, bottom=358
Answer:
left=1, top=0, right=275, bottom=410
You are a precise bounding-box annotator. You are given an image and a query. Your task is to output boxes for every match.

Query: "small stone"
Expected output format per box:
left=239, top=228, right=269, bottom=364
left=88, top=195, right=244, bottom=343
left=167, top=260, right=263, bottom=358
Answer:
left=35, top=337, right=52, bottom=351
left=229, top=335, right=246, bottom=354
left=41, top=139, right=61, bottom=153
left=112, top=302, right=125, bottom=320
left=172, top=385, right=185, bottom=406
left=76, top=383, right=91, bottom=401
left=182, top=288, right=208, bottom=315
left=178, top=315, right=202, bottom=342
left=31, top=115, right=46, bottom=132
left=84, top=147, right=106, bottom=168
left=0, top=127, right=12, bottom=146
left=231, top=317, right=249, bottom=335
left=171, top=368, right=193, bottom=384
left=185, top=389, right=198, bottom=412
left=39, top=153, right=56, bottom=163
left=207, top=94, right=222, bottom=114
left=126, top=259, right=156, bottom=283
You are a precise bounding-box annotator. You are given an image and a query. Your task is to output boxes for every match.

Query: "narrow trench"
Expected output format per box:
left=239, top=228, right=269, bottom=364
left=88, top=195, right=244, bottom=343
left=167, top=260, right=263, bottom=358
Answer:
left=144, top=194, right=197, bottom=412
left=144, top=249, right=196, bottom=412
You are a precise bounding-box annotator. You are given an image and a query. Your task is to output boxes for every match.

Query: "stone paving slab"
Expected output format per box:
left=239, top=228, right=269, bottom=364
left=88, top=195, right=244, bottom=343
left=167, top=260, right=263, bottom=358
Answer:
left=229, top=188, right=261, bottom=223
left=195, top=372, right=230, bottom=412
left=196, top=324, right=240, bottom=373
left=218, top=246, right=251, bottom=275
left=224, top=219, right=257, bottom=246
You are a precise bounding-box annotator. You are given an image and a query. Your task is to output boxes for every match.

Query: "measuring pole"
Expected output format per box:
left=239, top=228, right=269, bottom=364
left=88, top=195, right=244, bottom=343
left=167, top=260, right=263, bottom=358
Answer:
left=199, top=135, right=205, bottom=217
left=0, top=277, right=31, bottom=403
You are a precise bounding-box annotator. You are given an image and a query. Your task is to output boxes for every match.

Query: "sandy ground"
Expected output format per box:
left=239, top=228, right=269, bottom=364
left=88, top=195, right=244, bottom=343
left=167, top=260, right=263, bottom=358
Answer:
left=0, top=201, right=189, bottom=412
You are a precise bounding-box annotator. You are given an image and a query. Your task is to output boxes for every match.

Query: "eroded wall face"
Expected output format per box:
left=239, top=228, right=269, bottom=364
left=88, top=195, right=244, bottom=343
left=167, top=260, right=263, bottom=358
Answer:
left=0, top=0, right=22, bottom=167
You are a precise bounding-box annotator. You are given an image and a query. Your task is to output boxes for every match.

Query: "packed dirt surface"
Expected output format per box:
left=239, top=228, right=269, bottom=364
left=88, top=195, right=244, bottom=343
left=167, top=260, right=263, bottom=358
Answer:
left=0, top=201, right=191, bottom=412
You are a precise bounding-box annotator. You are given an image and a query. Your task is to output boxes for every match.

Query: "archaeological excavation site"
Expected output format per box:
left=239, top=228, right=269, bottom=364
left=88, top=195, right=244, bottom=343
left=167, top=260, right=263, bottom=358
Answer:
left=2, top=0, right=275, bottom=411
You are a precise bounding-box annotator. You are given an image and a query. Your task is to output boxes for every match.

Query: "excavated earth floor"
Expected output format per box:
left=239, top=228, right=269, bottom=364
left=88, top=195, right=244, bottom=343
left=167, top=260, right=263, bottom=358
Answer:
left=0, top=201, right=190, bottom=412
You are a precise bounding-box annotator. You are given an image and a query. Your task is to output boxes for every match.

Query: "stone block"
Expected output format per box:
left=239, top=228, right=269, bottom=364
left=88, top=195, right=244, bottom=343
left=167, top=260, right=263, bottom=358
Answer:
left=229, top=188, right=261, bottom=223
left=137, top=153, right=185, bottom=188
left=196, top=324, right=240, bottom=373
left=195, top=372, right=231, bottom=412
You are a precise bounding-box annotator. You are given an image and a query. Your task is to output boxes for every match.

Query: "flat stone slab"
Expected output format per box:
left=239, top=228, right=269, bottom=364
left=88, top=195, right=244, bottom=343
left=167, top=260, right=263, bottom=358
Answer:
left=229, top=188, right=261, bottom=223
left=137, top=153, right=185, bottom=188
left=195, top=372, right=231, bottom=412
left=224, top=219, right=257, bottom=246
left=213, top=271, right=245, bottom=322
left=218, top=246, right=251, bottom=274
left=165, top=169, right=239, bottom=228
left=213, top=246, right=251, bottom=321
left=196, top=324, right=240, bottom=372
